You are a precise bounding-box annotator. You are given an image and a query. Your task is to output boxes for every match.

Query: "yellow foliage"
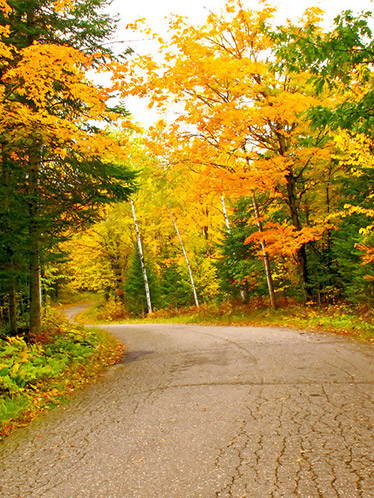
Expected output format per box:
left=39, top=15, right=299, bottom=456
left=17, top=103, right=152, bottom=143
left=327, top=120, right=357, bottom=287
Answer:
left=0, top=36, right=135, bottom=173
left=53, top=0, right=74, bottom=12
left=111, top=0, right=337, bottom=273
left=0, top=0, right=11, bottom=15
left=334, top=130, right=374, bottom=173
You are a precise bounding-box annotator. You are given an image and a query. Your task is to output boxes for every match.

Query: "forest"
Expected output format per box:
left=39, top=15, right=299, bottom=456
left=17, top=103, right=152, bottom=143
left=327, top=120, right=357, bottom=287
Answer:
left=1, top=0, right=374, bottom=336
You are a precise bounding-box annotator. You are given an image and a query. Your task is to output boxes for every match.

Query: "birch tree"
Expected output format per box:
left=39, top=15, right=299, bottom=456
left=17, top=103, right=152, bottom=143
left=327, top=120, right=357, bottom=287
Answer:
left=168, top=205, right=199, bottom=308
left=114, top=1, right=334, bottom=302
left=130, top=199, right=153, bottom=314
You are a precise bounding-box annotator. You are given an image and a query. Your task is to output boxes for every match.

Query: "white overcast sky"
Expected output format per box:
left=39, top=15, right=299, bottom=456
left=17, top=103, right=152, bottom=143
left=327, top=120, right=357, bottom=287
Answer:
left=108, top=0, right=373, bottom=29
left=104, top=0, right=374, bottom=125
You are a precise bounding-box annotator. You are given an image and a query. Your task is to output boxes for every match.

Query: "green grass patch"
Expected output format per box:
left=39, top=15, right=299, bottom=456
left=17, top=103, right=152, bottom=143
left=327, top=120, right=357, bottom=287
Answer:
left=0, top=308, right=124, bottom=440
left=77, top=300, right=374, bottom=343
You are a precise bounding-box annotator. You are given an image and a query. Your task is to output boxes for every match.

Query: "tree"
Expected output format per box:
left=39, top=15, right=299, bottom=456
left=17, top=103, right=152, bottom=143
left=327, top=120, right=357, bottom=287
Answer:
left=115, top=1, right=337, bottom=302
left=58, top=2, right=374, bottom=310
left=215, top=197, right=270, bottom=302
left=0, top=0, right=136, bottom=335
left=123, top=250, right=158, bottom=316
left=130, top=199, right=153, bottom=314
left=271, top=6, right=374, bottom=302
left=0, top=0, right=118, bottom=56
left=167, top=204, right=199, bottom=307
left=272, top=7, right=374, bottom=135
left=62, top=135, right=228, bottom=310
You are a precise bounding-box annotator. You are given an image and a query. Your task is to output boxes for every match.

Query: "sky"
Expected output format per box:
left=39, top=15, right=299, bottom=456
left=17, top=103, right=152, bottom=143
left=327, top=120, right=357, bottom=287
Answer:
left=103, top=0, right=374, bottom=126
left=108, top=0, right=373, bottom=29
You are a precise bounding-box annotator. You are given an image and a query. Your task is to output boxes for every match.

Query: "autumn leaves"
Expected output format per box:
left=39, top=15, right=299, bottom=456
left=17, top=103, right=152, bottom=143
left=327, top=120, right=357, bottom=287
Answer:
left=112, top=4, right=332, bottom=302
left=112, top=0, right=373, bottom=305
left=0, top=0, right=135, bottom=334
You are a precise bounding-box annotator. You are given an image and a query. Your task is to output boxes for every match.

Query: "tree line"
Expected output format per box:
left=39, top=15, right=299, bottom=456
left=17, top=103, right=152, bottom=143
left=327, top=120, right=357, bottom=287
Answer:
left=1, top=0, right=373, bottom=329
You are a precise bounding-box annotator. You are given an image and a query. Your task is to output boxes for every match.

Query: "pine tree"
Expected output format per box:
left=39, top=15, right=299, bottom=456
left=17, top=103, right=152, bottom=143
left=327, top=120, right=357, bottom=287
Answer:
left=0, top=1, right=135, bottom=335
left=215, top=198, right=269, bottom=302
left=123, top=251, right=158, bottom=316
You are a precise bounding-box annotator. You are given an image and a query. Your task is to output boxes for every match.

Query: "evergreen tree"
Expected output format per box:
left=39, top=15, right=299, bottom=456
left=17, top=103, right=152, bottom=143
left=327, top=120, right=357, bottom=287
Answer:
left=123, top=251, right=158, bottom=316
left=330, top=167, right=374, bottom=303
left=0, top=0, right=118, bottom=55
left=158, top=262, right=194, bottom=309
left=0, top=0, right=135, bottom=335
left=215, top=198, right=269, bottom=303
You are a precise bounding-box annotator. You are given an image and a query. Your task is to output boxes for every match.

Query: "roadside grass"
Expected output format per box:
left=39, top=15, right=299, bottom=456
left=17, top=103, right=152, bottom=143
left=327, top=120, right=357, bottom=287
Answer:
left=0, top=308, right=124, bottom=440
left=76, top=300, right=374, bottom=343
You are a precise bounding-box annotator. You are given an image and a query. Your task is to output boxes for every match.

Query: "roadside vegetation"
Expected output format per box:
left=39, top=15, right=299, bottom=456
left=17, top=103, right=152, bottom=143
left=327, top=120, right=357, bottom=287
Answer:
left=76, top=298, right=374, bottom=344
left=0, top=308, right=124, bottom=440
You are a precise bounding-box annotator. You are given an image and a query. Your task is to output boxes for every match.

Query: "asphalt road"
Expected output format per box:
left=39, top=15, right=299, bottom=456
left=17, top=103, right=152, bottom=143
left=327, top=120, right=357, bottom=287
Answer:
left=0, top=321, right=374, bottom=498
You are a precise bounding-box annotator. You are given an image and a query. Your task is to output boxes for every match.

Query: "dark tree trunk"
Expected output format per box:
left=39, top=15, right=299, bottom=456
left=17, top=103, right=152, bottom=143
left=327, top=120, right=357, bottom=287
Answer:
left=1, top=145, right=18, bottom=333
left=285, top=172, right=312, bottom=300
left=28, top=147, right=41, bottom=336
left=8, top=272, right=18, bottom=333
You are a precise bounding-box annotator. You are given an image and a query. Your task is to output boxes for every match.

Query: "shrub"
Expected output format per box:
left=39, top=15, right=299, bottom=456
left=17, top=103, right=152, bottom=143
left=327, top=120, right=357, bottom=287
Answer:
left=96, top=298, right=128, bottom=321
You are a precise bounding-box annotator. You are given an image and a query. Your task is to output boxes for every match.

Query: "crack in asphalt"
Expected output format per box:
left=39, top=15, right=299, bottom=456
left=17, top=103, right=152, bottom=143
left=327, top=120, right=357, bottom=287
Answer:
left=143, top=380, right=374, bottom=390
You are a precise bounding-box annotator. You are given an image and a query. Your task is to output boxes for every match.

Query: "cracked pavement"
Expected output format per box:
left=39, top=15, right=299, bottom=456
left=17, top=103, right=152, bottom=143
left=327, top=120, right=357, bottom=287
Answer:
left=0, top=323, right=373, bottom=497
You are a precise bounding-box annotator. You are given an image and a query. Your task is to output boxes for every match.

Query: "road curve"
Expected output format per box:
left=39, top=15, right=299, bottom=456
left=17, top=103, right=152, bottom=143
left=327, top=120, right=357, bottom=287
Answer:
left=0, top=323, right=373, bottom=498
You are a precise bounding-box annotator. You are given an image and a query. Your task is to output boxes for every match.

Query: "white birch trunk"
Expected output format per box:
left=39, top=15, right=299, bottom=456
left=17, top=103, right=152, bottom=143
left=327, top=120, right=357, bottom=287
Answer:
left=241, top=150, right=276, bottom=309
left=130, top=199, right=153, bottom=314
left=168, top=205, right=200, bottom=308
left=221, top=193, right=231, bottom=232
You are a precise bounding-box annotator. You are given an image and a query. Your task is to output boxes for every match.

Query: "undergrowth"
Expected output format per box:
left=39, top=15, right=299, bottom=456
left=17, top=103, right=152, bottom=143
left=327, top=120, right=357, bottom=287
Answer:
left=0, top=308, right=124, bottom=440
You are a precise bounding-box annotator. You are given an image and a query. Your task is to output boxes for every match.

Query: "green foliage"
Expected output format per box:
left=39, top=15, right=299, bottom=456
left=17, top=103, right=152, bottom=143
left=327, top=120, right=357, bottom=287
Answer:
left=126, top=301, right=374, bottom=343
left=123, top=250, right=159, bottom=315
left=1, top=0, right=118, bottom=57
left=298, top=158, right=374, bottom=304
left=158, top=262, right=194, bottom=309
left=0, top=315, right=97, bottom=397
left=0, top=0, right=136, bottom=334
left=271, top=8, right=374, bottom=134
left=0, top=307, right=124, bottom=438
left=34, top=4, right=374, bottom=315
left=331, top=229, right=371, bottom=303
left=215, top=198, right=268, bottom=302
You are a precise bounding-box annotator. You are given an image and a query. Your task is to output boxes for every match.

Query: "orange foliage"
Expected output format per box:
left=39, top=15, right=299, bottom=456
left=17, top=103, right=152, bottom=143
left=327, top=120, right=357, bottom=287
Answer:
left=357, top=244, right=374, bottom=280
left=0, top=0, right=11, bottom=15
left=0, top=37, right=134, bottom=165
left=246, top=222, right=334, bottom=257
left=111, top=0, right=336, bottom=263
